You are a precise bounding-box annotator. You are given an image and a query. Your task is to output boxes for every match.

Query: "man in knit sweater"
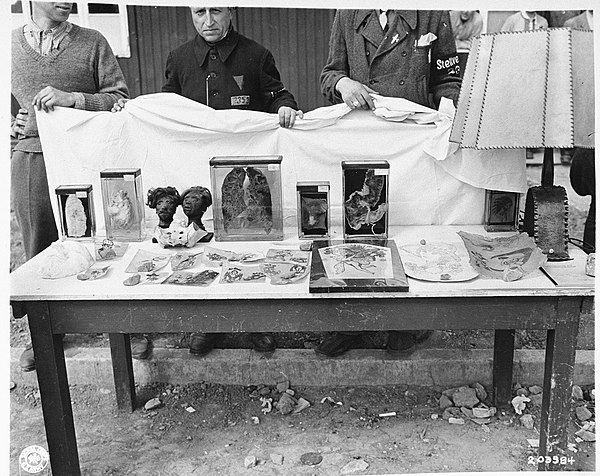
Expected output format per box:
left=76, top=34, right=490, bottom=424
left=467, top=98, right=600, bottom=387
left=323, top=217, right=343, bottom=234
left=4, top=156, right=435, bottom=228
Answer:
left=11, top=2, right=139, bottom=370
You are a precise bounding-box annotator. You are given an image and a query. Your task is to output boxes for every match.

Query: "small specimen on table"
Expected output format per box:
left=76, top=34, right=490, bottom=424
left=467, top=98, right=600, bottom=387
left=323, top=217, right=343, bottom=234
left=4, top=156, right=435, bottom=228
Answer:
left=95, top=239, right=128, bottom=261
left=64, top=194, right=87, bottom=237
left=163, top=270, right=220, bottom=286
left=265, top=249, right=310, bottom=264
left=345, top=169, right=387, bottom=230
left=107, top=190, right=134, bottom=229
left=123, top=274, right=141, bottom=286
left=261, top=262, right=308, bottom=285
left=171, top=252, right=201, bottom=271
left=77, top=266, right=110, bottom=281
left=125, top=249, right=171, bottom=273
left=220, top=264, right=266, bottom=283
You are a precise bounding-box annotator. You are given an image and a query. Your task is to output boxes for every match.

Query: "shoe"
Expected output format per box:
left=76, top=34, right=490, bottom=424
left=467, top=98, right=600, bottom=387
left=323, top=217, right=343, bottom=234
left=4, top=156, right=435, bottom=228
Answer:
left=130, top=336, right=150, bottom=360
left=189, top=333, right=219, bottom=356
left=386, top=330, right=433, bottom=355
left=249, top=333, right=276, bottom=353
left=315, top=333, right=361, bottom=357
left=19, top=345, right=35, bottom=372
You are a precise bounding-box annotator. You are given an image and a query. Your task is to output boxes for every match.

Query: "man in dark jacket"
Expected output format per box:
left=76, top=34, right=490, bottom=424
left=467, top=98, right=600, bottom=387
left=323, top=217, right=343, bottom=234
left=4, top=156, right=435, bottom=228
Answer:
left=317, top=10, right=462, bottom=358
left=115, top=7, right=302, bottom=127
left=321, top=10, right=461, bottom=111
left=570, top=148, right=595, bottom=254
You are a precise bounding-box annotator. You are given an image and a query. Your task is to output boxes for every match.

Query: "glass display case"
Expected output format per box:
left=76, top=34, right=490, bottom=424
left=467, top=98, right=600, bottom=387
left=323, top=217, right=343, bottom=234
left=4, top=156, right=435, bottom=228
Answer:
left=100, top=168, right=145, bottom=241
left=209, top=156, right=283, bottom=241
left=484, top=190, right=520, bottom=232
left=55, top=184, right=95, bottom=239
left=342, top=160, right=389, bottom=239
left=296, top=181, right=330, bottom=239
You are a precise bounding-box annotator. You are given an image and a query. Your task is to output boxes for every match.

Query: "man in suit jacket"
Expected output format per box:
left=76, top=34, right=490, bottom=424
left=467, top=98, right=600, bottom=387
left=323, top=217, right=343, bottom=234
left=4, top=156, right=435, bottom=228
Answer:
left=564, top=10, right=593, bottom=30
left=317, top=10, right=462, bottom=358
left=321, top=10, right=462, bottom=111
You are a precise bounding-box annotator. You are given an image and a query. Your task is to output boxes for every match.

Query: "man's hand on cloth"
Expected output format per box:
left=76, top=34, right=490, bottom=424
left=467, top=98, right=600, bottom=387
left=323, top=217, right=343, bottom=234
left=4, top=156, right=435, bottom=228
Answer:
left=11, top=108, right=28, bottom=139
left=335, top=77, right=378, bottom=111
left=278, top=106, right=303, bottom=128
left=111, top=98, right=130, bottom=113
left=32, top=86, right=75, bottom=112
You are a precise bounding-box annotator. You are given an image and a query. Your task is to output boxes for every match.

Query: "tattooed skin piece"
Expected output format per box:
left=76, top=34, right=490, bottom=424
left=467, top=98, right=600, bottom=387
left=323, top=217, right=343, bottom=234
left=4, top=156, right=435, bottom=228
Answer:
left=345, top=169, right=387, bottom=231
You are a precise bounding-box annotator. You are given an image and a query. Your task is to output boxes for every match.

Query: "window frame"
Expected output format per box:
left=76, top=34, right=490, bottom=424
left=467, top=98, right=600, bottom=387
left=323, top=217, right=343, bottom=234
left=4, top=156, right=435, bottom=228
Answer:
left=11, top=1, right=130, bottom=58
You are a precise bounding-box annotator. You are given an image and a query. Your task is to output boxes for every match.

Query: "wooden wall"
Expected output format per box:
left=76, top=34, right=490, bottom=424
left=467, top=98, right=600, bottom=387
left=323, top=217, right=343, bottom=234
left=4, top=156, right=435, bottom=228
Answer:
left=117, top=6, right=336, bottom=111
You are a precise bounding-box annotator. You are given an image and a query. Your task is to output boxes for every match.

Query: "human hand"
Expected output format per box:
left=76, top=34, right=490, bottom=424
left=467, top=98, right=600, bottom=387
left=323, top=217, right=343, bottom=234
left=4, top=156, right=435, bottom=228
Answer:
left=335, top=77, right=378, bottom=110
left=11, top=108, right=28, bottom=138
left=32, top=86, right=75, bottom=112
left=111, top=98, right=130, bottom=113
left=278, top=106, right=304, bottom=128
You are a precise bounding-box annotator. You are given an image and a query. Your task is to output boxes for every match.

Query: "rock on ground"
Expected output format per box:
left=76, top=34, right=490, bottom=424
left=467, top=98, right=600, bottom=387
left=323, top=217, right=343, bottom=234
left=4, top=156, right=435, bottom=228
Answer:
left=572, top=385, right=584, bottom=401
left=451, top=387, right=480, bottom=409
left=575, top=406, right=593, bottom=421
left=244, top=455, right=257, bottom=468
left=144, top=398, right=162, bottom=411
left=341, top=458, right=369, bottom=475
left=520, top=414, right=535, bottom=430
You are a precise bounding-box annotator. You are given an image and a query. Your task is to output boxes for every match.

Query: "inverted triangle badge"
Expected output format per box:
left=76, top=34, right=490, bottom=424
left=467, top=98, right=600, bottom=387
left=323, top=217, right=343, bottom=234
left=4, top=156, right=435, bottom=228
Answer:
left=233, top=75, right=244, bottom=90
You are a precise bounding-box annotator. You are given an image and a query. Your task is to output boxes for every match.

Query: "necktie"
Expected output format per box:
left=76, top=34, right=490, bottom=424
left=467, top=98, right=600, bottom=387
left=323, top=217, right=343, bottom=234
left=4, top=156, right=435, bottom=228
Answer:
left=379, top=10, right=388, bottom=31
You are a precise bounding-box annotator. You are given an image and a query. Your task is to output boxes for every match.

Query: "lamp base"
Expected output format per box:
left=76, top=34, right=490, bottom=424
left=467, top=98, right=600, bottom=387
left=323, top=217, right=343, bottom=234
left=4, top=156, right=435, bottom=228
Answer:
left=523, top=185, right=570, bottom=261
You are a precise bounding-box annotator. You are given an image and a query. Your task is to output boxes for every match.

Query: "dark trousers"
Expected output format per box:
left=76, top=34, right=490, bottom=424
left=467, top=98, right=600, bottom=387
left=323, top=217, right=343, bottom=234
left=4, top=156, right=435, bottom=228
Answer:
left=11, top=150, right=58, bottom=260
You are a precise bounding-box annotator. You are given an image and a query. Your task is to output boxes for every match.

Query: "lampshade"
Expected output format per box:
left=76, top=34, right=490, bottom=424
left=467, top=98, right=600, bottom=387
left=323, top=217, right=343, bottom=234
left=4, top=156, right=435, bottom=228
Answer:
left=450, top=28, right=595, bottom=261
left=450, top=28, right=594, bottom=150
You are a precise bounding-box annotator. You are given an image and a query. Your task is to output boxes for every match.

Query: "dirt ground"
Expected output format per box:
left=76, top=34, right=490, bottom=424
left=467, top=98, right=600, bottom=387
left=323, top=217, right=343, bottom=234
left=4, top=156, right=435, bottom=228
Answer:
left=10, top=381, right=595, bottom=475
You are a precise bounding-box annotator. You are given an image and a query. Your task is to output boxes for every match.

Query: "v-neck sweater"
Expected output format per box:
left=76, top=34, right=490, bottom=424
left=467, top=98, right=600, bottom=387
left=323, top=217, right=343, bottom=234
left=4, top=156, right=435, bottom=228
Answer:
left=12, top=24, right=128, bottom=152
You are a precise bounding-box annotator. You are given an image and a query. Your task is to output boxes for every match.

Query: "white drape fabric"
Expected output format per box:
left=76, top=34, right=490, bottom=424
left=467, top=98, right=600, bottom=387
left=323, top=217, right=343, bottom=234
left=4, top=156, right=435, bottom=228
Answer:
left=36, top=92, right=527, bottom=234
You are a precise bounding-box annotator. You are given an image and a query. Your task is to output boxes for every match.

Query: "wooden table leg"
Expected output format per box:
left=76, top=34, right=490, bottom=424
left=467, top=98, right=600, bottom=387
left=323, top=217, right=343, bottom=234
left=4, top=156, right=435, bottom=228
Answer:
left=493, top=329, right=515, bottom=409
left=538, top=298, right=580, bottom=471
left=108, top=333, right=136, bottom=412
left=27, top=301, right=81, bottom=476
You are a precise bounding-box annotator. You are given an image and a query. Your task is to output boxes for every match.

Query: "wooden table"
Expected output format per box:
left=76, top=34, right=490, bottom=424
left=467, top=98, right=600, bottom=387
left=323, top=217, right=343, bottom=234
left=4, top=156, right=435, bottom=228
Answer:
left=10, top=226, right=594, bottom=473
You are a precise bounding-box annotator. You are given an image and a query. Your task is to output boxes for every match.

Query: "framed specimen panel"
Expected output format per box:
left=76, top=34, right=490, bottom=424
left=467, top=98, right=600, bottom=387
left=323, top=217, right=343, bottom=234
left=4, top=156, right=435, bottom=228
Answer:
left=309, top=239, right=409, bottom=293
